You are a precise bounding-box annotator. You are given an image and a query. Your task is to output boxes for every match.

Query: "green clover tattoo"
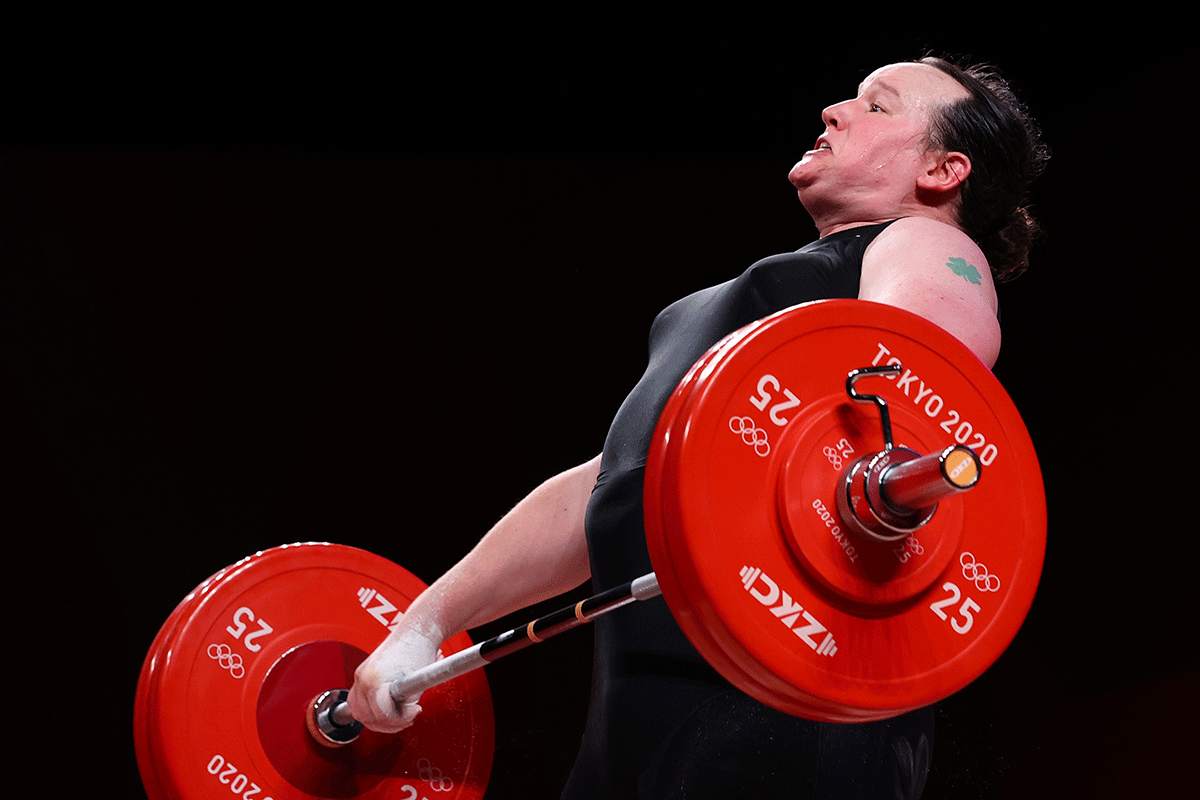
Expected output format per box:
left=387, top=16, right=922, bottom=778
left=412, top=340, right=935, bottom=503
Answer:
left=946, top=256, right=982, bottom=285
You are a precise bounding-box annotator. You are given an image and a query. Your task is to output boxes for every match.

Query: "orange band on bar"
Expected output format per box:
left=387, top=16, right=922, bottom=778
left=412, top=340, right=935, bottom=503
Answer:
left=575, top=601, right=587, bottom=623
left=526, top=621, right=542, bottom=643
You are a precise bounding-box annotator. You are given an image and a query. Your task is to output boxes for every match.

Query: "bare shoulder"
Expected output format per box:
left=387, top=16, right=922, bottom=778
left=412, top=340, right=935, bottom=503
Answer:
left=859, top=218, right=1001, bottom=368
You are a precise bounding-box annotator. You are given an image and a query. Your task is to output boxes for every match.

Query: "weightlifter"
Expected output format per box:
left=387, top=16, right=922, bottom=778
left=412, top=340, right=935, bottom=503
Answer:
left=348, top=56, right=1047, bottom=798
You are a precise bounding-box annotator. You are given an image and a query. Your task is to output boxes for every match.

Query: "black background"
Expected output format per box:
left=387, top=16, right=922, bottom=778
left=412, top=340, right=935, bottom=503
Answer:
left=3, top=9, right=1194, bottom=799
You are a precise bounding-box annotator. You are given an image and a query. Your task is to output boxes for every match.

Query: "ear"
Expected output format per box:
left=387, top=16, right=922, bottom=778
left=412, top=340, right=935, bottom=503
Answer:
left=918, top=151, right=972, bottom=193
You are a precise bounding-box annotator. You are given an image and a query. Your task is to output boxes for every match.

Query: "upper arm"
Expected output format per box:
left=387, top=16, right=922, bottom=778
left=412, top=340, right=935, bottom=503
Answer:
left=859, top=218, right=1002, bottom=368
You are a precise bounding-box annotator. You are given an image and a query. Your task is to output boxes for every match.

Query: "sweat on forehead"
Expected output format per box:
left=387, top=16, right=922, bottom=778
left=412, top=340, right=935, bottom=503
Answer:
left=857, top=63, right=970, bottom=105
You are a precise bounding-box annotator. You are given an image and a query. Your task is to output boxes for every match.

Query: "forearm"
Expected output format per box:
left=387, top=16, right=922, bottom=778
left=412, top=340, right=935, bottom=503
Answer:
left=399, top=454, right=601, bottom=643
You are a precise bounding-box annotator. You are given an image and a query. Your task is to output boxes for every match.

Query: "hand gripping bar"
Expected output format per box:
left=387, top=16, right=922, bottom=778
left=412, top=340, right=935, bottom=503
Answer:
left=312, top=574, right=663, bottom=742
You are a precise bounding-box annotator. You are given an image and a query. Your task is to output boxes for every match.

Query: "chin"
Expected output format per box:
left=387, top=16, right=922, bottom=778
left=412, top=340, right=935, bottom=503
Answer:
left=787, top=163, right=813, bottom=190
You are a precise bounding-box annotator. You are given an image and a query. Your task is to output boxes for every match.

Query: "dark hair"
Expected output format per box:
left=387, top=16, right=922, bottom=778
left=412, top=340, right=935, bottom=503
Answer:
left=918, top=56, right=1049, bottom=282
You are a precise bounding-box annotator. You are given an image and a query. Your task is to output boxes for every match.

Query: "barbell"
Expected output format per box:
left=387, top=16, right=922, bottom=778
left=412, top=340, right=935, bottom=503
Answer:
left=134, top=299, right=1046, bottom=799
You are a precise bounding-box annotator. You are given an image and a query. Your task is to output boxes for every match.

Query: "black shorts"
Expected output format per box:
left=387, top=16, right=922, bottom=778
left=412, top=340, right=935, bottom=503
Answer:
left=562, top=687, right=934, bottom=800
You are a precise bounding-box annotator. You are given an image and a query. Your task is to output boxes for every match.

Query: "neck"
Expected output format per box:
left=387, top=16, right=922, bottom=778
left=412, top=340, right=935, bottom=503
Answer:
left=810, top=202, right=961, bottom=238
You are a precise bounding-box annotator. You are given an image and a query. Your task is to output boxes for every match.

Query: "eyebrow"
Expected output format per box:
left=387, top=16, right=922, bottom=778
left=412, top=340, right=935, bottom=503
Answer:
left=858, top=80, right=903, bottom=99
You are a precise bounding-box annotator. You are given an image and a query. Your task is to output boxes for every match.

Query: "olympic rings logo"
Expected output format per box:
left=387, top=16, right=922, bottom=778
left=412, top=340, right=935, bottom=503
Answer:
left=417, top=757, right=455, bottom=792
left=729, top=416, right=770, bottom=457
left=960, top=552, right=1001, bottom=592
left=207, top=643, right=245, bottom=679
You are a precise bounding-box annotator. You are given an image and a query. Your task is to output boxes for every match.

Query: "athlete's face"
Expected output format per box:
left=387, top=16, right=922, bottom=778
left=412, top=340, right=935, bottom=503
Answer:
left=788, top=63, right=969, bottom=220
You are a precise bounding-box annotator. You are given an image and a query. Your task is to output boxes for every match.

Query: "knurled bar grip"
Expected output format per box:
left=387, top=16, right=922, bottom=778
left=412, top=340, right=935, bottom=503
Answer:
left=328, top=573, right=662, bottom=728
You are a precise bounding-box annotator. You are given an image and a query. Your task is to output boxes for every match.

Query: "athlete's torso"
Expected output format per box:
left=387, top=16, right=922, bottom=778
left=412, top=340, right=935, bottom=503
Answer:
left=564, top=222, right=907, bottom=800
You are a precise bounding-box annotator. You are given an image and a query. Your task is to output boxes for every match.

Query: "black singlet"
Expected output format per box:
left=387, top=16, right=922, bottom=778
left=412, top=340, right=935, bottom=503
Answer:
left=563, top=221, right=935, bottom=800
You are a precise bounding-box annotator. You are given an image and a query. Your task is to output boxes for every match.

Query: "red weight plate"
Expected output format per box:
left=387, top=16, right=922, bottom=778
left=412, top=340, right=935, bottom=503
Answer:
left=645, top=299, right=1046, bottom=721
left=136, top=543, right=494, bottom=800
left=136, top=564, right=233, bottom=800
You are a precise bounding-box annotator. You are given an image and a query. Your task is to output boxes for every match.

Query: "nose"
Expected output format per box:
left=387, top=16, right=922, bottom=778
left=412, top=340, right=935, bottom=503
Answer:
left=821, top=99, right=854, bottom=130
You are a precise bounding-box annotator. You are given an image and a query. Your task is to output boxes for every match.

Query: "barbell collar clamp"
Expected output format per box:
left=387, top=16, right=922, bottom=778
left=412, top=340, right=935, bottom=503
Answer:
left=846, top=364, right=902, bottom=450
left=308, top=689, right=363, bottom=746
